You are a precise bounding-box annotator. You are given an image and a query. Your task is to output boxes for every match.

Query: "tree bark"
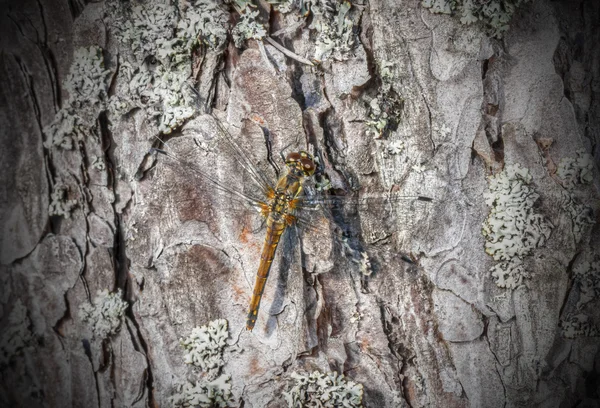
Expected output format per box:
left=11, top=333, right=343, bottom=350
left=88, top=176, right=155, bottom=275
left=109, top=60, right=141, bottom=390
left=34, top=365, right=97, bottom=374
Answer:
left=1, top=0, right=599, bottom=407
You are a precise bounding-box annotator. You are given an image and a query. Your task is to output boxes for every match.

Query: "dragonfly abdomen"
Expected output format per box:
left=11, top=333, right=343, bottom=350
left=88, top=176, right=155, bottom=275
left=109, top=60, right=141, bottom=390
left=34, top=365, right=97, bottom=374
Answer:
left=246, top=219, right=287, bottom=331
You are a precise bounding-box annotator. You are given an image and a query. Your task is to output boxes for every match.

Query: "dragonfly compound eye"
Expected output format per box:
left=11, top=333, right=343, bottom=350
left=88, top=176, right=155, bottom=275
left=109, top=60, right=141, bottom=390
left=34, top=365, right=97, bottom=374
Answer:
left=285, top=152, right=302, bottom=165
left=300, top=158, right=316, bottom=176
left=299, top=150, right=313, bottom=160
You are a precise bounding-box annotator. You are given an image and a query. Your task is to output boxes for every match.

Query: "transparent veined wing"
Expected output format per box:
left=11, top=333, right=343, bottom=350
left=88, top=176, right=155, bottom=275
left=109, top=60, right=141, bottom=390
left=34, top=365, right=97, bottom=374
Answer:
left=295, top=190, right=433, bottom=212
left=149, top=113, right=277, bottom=216
left=287, top=182, right=434, bottom=256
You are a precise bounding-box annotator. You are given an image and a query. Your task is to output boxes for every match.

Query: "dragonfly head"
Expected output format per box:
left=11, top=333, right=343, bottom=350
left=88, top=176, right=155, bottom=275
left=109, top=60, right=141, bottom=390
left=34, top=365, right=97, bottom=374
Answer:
left=285, top=151, right=316, bottom=177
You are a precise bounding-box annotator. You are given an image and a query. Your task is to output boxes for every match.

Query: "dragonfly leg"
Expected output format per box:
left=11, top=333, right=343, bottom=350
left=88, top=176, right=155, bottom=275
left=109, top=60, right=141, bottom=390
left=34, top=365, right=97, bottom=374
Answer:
left=279, top=140, right=296, bottom=163
left=248, top=117, right=281, bottom=177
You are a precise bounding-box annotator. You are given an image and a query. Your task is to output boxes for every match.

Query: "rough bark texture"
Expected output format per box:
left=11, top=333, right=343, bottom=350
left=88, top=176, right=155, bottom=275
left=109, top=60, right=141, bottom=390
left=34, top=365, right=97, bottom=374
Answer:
left=1, top=0, right=599, bottom=407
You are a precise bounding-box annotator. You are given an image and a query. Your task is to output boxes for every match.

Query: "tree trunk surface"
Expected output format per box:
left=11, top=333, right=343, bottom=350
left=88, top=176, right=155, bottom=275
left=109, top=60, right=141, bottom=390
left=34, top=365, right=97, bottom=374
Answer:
left=1, top=0, right=599, bottom=407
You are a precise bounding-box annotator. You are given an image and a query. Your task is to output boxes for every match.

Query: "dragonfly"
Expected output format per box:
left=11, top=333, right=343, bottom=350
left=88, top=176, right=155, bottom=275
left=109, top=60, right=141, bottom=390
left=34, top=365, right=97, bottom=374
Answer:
left=150, top=113, right=431, bottom=331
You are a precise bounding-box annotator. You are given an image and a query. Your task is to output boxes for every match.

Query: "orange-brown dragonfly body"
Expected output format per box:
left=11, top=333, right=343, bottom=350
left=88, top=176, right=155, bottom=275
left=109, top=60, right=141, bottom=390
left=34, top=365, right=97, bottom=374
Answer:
left=247, top=151, right=315, bottom=330
left=153, top=114, right=431, bottom=333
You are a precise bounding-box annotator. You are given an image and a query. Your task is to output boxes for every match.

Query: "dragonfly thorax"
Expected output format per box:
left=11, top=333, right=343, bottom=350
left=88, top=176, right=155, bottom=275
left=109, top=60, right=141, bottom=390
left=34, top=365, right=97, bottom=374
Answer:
left=267, top=168, right=307, bottom=225
left=268, top=189, right=295, bottom=217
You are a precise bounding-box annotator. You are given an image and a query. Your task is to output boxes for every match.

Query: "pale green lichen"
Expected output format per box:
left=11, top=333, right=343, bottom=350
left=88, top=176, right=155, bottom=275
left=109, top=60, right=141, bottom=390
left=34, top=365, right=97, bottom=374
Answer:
left=0, top=300, right=33, bottom=366
left=157, top=0, right=229, bottom=56
left=349, top=311, right=363, bottom=323
left=433, top=122, right=452, bottom=139
left=171, top=319, right=233, bottom=407
left=412, top=164, right=427, bottom=174
left=309, top=0, right=356, bottom=61
left=366, top=61, right=404, bottom=139
left=179, top=0, right=229, bottom=50
left=43, top=46, right=111, bottom=149
left=43, top=108, right=90, bottom=150
left=170, top=374, right=233, bottom=408
left=561, top=313, right=599, bottom=339
left=421, top=0, right=531, bottom=38
left=48, top=182, right=78, bottom=218
left=110, top=55, right=195, bottom=135
left=388, top=139, right=405, bottom=155
left=270, top=0, right=294, bottom=13
left=232, top=7, right=267, bottom=47
left=482, top=164, right=552, bottom=289
left=105, top=0, right=229, bottom=133
left=106, top=1, right=177, bottom=62
left=315, top=175, right=332, bottom=192
left=557, top=149, right=595, bottom=188
left=489, top=257, right=528, bottom=289
left=339, top=233, right=372, bottom=276
left=378, top=60, right=395, bottom=91
left=283, top=370, right=364, bottom=408
left=64, top=46, right=111, bottom=109
left=180, top=319, right=229, bottom=372
left=357, top=251, right=372, bottom=276
left=90, top=155, right=106, bottom=171
left=79, top=289, right=128, bottom=339
left=366, top=92, right=404, bottom=139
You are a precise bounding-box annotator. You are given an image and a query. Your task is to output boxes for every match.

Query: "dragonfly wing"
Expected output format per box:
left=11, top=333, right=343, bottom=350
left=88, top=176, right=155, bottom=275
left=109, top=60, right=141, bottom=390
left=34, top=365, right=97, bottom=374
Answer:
left=151, top=113, right=283, bottom=215
left=150, top=143, right=270, bottom=216
left=293, top=186, right=432, bottom=244
left=295, top=191, right=433, bottom=212
left=180, top=113, right=276, bottom=198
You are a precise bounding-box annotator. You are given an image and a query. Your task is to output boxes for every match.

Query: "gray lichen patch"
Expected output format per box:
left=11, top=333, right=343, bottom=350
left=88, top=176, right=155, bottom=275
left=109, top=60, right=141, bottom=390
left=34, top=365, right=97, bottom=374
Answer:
left=79, top=289, right=128, bottom=339
left=560, top=313, right=599, bottom=339
left=102, top=0, right=360, bottom=135
left=366, top=61, right=404, bottom=139
left=387, top=139, right=405, bottom=155
left=556, top=149, right=595, bottom=188
left=309, top=0, right=357, bottom=61
left=482, top=164, right=552, bottom=289
left=180, top=318, right=228, bottom=372
left=170, top=374, right=233, bottom=408
left=43, top=46, right=111, bottom=150
left=104, top=0, right=229, bottom=134
left=43, top=108, right=90, bottom=150
left=556, top=149, right=595, bottom=243
left=573, top=257, right=600, bottom=309
left=366, top=91, right=403, bottom=139
left=48, top=182, right=78, bottom=218
left=560, top=256, right=600, bottom=339
left=64, top=46, right=111, bottom=111
left=282, top=370, right=364, bottom=408
left=421, top=0, right=531, bottom=38
left=173, top=0, right=229, bottom=51
left=107, top=61, right=193, bottom=132
left=0, top=300, right=33, bottom=366
left=559, top=190, right=594, bottom=243
left=106, top=1, right=177, bottom=62
left=90, top=155, right=106, bottom=171
left=338, top=233, right=373, bottom=276
left=269, top=0, right=294, bottom=13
